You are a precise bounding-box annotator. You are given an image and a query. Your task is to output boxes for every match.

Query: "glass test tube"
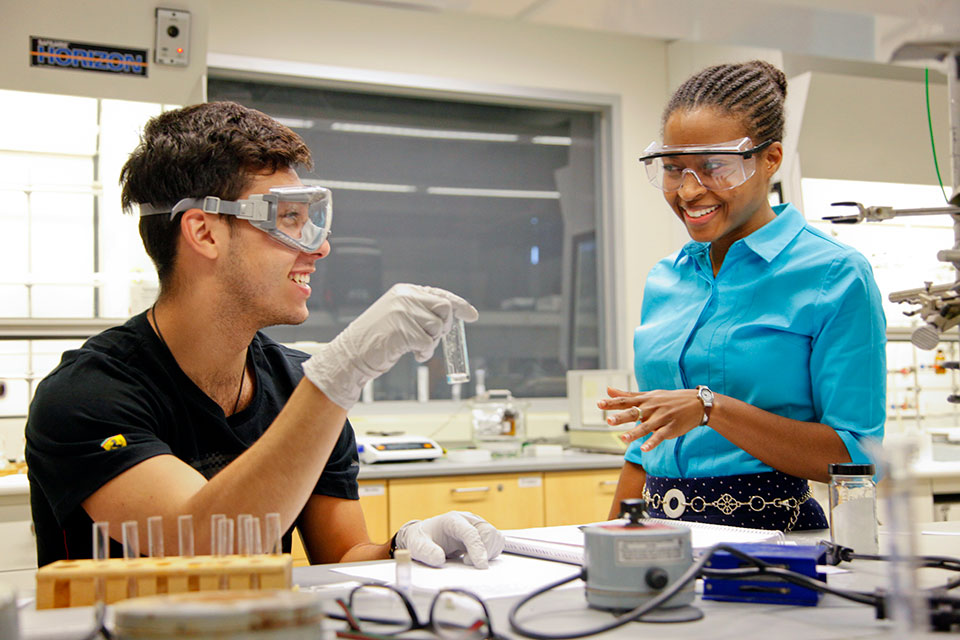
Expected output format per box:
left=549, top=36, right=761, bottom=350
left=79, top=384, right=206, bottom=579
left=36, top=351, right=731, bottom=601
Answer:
left=441, top=318, right=470, bottom=384
left=92, top=522, right=110, bottom=561
left=210, top=514, right=225, bottom=556
left=394, top=549, right=412, bottom=598
left=178, top=515, right=195, bottom=558
left=265, top=513, right=282, bottom=555
left=250, top=517, right=262, bottom=555
left=147, top=516, right=164, bottom=558
left=92, top=521, right=110, bottom=604
left=216, top=517, right=234, bottom=556
left=237, top=514, right=252, bottom=555
left=121, top=521, right=140, bottom=560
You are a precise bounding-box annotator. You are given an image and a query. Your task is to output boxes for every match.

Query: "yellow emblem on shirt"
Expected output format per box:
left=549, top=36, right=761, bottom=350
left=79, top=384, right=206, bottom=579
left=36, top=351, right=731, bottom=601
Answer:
left=100, top=434, right=128, bottom=451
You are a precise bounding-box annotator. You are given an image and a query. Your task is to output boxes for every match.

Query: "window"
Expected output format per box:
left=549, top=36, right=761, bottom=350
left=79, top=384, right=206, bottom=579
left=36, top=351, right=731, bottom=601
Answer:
left=0, top=90, right=171, bottom=421
left=208, top=78, right=607, bottom=400
left=801, top=178, right=958, bottom=435
left=801, top=178, right=953, bottom=330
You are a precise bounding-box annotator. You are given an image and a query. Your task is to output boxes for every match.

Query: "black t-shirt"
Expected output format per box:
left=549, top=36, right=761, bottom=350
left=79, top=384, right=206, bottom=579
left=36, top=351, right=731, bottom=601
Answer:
left=25, top=311, right=359, bottom=567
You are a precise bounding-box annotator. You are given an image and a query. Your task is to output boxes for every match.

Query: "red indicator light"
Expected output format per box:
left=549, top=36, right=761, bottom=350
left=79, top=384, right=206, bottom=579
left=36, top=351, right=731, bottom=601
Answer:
left=177, top=48, right=183, bottom=54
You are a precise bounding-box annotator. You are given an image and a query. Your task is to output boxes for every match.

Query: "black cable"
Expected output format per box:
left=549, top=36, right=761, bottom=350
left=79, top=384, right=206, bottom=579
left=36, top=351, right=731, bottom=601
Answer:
left=508, top=548, right=726, bottom=640
left=509, top=542, right=960, bottom=639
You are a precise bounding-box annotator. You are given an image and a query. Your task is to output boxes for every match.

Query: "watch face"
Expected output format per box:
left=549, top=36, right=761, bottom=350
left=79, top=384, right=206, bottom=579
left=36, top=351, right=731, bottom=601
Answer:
left=699, top=387, right=714, bottom=404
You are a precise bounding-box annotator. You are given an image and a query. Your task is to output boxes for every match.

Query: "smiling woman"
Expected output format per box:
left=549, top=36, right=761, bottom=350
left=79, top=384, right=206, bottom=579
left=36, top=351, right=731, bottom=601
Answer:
left=603, top=60, right=887, bottom=532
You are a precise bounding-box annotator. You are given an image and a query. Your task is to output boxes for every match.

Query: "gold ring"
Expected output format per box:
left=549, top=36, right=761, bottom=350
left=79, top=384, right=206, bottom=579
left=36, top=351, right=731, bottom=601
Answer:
left=634, top=406, right=643, bottom=421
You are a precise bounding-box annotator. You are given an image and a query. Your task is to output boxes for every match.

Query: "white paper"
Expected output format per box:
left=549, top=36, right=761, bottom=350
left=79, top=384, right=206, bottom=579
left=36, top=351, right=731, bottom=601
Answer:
left=330, top=555, right=583, bottom=599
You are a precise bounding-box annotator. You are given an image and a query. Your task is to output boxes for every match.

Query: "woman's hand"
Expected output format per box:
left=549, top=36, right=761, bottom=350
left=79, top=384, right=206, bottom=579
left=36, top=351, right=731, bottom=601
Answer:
left=597, top=386, right=707, bottom=451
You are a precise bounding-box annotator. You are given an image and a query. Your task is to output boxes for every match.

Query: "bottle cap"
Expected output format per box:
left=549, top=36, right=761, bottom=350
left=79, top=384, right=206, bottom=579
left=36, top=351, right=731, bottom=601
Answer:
left=827, top=462, right=875, bottom=476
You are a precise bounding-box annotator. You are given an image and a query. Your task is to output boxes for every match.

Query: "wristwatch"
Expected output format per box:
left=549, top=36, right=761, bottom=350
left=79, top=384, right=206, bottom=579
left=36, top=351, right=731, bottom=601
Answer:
left=696, top=385, right=714, bottom=425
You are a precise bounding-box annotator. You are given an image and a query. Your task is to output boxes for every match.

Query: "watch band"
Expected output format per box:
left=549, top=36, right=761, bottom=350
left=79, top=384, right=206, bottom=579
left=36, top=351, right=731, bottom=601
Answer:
left=696, top=385, right=714, bottom=426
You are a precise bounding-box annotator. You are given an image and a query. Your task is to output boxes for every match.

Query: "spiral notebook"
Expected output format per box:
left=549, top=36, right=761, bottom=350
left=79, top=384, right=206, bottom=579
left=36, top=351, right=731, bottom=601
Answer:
left=503, top=519, right=785, bottom=566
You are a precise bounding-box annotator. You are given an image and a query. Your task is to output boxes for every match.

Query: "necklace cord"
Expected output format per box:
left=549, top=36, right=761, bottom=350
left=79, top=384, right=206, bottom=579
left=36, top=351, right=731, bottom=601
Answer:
left=151, top=305, right=245, bottom=415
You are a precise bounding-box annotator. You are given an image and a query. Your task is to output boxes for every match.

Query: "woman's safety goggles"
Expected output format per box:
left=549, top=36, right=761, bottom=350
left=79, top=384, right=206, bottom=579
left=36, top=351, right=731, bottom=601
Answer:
left=638, top=137, right=773, bottom=192
left=139, top=185, right=332, bottom=253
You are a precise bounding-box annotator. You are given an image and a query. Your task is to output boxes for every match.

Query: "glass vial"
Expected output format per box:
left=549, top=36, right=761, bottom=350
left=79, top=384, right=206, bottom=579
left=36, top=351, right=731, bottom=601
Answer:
left=828, top=462, right=878, bottom=554
left=442, top=318, right=470, bottom=384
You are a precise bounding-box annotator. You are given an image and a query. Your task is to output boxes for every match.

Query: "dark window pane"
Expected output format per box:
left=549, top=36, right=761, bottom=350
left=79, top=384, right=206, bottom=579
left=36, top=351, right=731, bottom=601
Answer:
left=208, top=78, right=603, bottom=399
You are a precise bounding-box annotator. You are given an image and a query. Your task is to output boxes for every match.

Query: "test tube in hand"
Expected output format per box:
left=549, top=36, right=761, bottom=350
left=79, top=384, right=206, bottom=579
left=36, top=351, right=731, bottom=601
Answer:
left=441, top=318, right=470, bottom=384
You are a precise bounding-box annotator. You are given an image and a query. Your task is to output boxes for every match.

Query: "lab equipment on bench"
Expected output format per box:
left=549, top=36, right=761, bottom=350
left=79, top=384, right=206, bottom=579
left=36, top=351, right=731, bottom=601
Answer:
left=356, top=434, right=443, bottom=464
left=471, top=390, right=526, bottom=454
left=582, top=499, right=694, bottom=610
left=702, top=543, right=827, bottom=606
left=828, top=462, right=878, bottom=554
left=565, top=369, right=633, bottom=453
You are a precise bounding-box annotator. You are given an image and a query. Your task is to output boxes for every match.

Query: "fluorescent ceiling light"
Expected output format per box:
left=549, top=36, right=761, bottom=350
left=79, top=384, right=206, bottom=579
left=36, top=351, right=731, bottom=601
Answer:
left=532, top=136, right=572, bottom=145
left=274, top=117, right=316, bottom=129
left=303, top=178, right=417, bottom=193
left=331, top=122, right=518, bottom=142
left=426, top=186, right=559, bottom=199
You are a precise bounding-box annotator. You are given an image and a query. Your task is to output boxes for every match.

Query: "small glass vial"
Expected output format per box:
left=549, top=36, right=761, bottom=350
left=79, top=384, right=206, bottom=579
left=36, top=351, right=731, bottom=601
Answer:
left=828, top=462, right=878, bottom=554
left=441, top=318, right=470, bottom=384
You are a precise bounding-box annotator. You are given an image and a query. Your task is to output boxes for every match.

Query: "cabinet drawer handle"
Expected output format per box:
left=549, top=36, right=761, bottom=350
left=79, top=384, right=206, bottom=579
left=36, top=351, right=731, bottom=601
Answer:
left=599, top=480, right=618, bottom=487
left=451, top=487, right=491, bottom=494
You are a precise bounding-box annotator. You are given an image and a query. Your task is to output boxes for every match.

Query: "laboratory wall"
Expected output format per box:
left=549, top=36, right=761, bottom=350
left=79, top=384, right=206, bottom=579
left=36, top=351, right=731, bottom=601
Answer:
left=203, top=0, right=669, bottom=363
left=0, top=0, right=208, bottom=106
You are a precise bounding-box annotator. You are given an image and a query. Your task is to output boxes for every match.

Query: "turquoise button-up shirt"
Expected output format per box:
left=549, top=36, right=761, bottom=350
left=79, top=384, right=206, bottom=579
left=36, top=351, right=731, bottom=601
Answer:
left=625, top=203, right=886, bottom=478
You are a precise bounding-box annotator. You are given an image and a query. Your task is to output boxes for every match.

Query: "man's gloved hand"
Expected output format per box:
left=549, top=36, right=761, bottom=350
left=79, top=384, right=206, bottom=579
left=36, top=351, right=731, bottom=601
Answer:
left=395, top=511, right=505, bottom=569
left=303, top=284, right=478, bottom=410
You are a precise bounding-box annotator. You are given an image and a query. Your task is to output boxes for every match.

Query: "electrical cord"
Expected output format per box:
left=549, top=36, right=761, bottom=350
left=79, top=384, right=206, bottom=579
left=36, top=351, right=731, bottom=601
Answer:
left=509, top=543, right=960, bottom=639
left=508, top=549, right=717, bottom=640
left=925, top=67, right=950, bottom=204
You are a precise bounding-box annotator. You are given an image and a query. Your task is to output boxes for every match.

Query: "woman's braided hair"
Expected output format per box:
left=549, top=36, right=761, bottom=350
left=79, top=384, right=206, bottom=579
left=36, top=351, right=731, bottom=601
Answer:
left=662, top=60, right=787, bottom=143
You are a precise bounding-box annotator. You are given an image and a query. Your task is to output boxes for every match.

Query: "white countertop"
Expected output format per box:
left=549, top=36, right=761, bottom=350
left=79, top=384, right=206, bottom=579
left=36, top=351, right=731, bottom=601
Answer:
left=0, top=474, right=28, bottom=497
left=358, top=449, right=624, bottom=479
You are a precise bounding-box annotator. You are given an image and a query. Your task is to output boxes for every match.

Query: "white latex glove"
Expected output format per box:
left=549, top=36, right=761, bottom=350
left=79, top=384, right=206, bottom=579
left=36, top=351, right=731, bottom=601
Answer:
left=303, top=284, right=478, bottom=410
left=395, top=511, right=505, bottom=569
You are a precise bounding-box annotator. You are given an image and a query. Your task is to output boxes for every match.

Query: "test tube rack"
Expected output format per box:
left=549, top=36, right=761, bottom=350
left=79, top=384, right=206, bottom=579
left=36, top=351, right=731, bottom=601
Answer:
left=35, top=553, right=293, bottom=609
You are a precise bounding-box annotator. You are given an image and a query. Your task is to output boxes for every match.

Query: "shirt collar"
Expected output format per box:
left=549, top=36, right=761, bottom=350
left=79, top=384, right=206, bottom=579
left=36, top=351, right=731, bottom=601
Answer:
left=675, top=203, right=805, bottom=267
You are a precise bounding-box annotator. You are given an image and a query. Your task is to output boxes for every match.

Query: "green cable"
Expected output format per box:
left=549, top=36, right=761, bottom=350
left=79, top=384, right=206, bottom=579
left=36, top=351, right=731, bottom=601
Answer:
left=926, top=67, right=950, bottom=204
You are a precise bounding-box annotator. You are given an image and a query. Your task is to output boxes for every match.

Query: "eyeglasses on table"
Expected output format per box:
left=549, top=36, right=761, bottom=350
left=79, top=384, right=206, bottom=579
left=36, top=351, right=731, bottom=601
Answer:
left=332, top=582, right=504, bottom=640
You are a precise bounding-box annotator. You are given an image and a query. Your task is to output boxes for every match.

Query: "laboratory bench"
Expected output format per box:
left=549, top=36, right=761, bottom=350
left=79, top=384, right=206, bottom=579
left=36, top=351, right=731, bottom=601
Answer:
left=15, top=521, right=960, bottom=640
left=309, top=451, right=626, bottom=565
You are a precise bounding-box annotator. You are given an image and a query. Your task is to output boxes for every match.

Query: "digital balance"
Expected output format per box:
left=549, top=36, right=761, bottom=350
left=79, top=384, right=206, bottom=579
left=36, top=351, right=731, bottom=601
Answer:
left=355, top=434, right=443, bottom=464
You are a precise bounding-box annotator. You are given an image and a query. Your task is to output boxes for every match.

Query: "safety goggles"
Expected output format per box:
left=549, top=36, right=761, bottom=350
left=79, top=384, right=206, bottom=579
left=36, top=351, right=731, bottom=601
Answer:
left=638, top=137, right=773, bottom=192
left=139, top=185, right=332, bottom=253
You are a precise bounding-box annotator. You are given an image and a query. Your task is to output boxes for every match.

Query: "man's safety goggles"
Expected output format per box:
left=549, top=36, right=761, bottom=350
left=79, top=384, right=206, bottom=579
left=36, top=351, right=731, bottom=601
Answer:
left=638, top=137, right=773, bottom=192
left=139, top=185, right=332, bottom=253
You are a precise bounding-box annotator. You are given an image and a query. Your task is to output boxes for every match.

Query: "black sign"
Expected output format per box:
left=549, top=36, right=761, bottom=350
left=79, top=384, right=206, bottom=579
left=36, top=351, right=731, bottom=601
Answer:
left=30, top=37, right=148, bottom=77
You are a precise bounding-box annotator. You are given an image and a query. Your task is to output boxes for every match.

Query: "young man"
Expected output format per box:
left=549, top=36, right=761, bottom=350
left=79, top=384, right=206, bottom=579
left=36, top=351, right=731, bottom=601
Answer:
left=25, top=101, right=503, bottom=569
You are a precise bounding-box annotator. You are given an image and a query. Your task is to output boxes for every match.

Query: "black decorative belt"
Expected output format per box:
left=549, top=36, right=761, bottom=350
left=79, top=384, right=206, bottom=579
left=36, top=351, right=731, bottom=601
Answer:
left=643, top=470, right=827, bottom=532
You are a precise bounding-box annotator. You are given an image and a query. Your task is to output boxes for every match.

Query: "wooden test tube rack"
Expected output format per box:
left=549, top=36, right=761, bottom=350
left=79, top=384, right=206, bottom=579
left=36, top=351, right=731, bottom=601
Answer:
left=36, top=554, right=293, bottom=609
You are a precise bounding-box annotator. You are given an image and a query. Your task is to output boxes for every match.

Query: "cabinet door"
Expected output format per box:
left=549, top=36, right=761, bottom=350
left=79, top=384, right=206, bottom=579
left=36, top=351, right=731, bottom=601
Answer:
left=544, top=468, right=622, bottom=526
left=359, top=480, right=389, bottom=543
left=388, top=473, right=544, bottom=532
left=291, top=480, right=389, bottom=567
